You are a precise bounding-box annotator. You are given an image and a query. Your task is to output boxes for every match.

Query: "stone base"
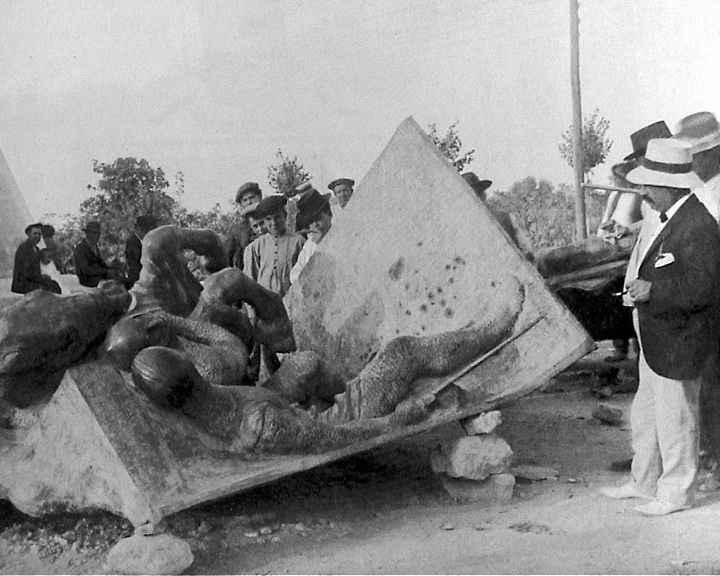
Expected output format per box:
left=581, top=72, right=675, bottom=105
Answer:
left=441, top=473, right=515, bottom=503
left=103, top=533, right=194, bottom=575
left=430, top=434, right=513, bottom=480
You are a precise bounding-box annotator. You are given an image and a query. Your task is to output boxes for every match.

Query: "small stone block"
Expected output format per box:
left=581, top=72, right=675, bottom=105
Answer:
left=103, top=533, right=194, bottom=575
left=592, top=403, right=624, bottom=426
left=460, top=410, right=503, bottom=435
left=441, top=473, right=515, bottom=503
left=430, top=434, right=513, bottom=480
left=510, top=465, right=558, bottom=481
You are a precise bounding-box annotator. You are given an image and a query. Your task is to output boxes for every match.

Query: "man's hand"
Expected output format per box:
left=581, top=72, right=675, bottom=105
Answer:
left=626, top=279, right=652, bottom=303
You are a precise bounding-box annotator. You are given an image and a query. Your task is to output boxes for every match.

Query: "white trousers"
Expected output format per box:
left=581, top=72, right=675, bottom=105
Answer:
left=630, top=311, right=701, bottom=506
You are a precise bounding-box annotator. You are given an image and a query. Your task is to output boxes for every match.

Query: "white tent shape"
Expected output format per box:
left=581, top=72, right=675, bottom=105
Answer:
left=0, top=146, right=33, bottom=275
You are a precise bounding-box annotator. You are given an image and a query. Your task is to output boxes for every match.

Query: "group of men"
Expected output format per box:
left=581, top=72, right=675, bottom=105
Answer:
left=11, top=215, right=158, bottom=295
left=598, top=111, right=720, bottom=516
left=225, top=177, right=354, bottom=378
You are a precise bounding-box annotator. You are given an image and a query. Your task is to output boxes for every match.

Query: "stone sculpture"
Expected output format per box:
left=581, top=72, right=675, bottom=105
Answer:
left=0, top=224, right=526, bottom=455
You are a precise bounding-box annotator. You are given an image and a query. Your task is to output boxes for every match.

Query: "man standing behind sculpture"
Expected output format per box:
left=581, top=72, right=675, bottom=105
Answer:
left=244, top=195, right=305, bottom=298
left=244, top=195, right=304, bottom=376
left=125, top=215, right=158, bottom=288
left=226, top=182, right=263, bottom=269
left=462, top=172, right=534, bottom=262
left=11, top=223, right=61, bottom=294
left=328, top=177, right=354, bottom=209
left=290, top=188, right=333, bottom=284
left=74, top=221, right=122, bottom=288
left=600, top=138, right=720, bottom=515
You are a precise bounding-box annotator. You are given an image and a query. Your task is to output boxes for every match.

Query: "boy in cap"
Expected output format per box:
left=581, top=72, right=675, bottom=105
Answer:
left=226, top=182, right=263, bottom=269
left=327, top=177, right=355, bottom=209
left=244, top=195, right=305, bottom=297
left=11, top=222, right=62, bottom=294
left=290, top=188, right=333, bottom=284
left=600, top=138, right=720, bottom=515
left=244, top=194, right=305, bottom=377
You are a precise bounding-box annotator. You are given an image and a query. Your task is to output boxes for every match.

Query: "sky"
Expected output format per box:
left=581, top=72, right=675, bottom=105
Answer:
left=1, top=0, right=720, bottom=220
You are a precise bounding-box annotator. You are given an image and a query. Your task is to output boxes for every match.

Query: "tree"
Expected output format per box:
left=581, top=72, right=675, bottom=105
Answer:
left=488, top=176, right=605, bottom=249
left=81, top=157, right=183, bottom=263
left=426, top=121, right=475, bottom=172
left=267, top=149, right=311, bottom=197
left=558, top=108, right=613, bottom=182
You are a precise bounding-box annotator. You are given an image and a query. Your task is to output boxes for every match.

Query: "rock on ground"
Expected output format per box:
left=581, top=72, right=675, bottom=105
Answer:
left=103, top=533, right=194, bottom=575
left=430, top=434, right=513, bottom=480
left=592, top=403, right=624, bottom=426
left=460, top=410, right=502, bottom=435
left=441, top=473, right=515, bottom=503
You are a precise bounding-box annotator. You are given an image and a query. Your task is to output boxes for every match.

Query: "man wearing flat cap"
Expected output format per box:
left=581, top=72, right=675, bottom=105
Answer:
left=244, top=195, right=305, bottom=297
left=600, top=138, right=720, bottom=516
left=462, top=172, right=534, bottom=261
left=11, top=222, right=61, bottom=294
left=226, top=182, right=263, bottom=270
left=73, top=221, right=115, bottom=288
left=328, top=178, right=355, bottom=210
left=244, top=194, right=304, bottom=377
left=290, top=188, right=333, bottom=284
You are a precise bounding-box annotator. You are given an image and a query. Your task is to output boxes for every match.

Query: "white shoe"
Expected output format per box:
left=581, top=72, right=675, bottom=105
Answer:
left=599, top=482, right=653, bottom=500
left=635, top=499, right=690, bottom=516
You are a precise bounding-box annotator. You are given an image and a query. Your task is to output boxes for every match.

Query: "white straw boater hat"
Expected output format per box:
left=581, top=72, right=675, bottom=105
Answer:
left=626, top=138, right=703, bottom=189
left=673, top=111, right=720, bottom=154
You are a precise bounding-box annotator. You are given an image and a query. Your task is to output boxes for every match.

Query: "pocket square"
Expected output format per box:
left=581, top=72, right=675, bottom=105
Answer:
left=655, top=252, right=675, bottom=268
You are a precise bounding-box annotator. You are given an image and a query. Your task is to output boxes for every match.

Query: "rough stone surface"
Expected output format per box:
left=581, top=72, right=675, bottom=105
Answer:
left=441, top=473, right=515, bottom=503
left=461, top=410, right=503, bottom=435
left=511, top=465, right=558, bottom=481
left=592, top=403, right=624, bottom=426
left=103, top=533, right=194, bottom=575
left=430, top=434, right=513, bottom=480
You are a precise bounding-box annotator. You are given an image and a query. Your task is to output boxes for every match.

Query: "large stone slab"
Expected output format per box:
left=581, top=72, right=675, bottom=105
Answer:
left=0, top=118, right=592, bottom=527
left=285, top=116, right=593, bottom=404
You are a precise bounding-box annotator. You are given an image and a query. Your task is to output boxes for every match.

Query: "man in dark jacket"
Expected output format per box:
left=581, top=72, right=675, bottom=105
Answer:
left=125, top=215, right=157, bottom=288
left=600, top=138, right=720, bottom=515
left=11, top=223, right=61, bottom=294
left=74, top=221, right=112, bottom=288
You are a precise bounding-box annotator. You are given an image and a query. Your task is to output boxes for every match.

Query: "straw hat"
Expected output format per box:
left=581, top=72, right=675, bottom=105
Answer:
left=626, top=138, right=703, bottom=189
left=674, top=111, right=720, bottom=154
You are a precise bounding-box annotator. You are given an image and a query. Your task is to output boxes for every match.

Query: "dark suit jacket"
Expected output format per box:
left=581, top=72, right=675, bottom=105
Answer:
left=125, top=233, right=143, bottom=287
left=11, top=240, right=43, bottom=294
left=74, top=238, right=110, bottom=288
left=636, top=194, right=720, bottom=380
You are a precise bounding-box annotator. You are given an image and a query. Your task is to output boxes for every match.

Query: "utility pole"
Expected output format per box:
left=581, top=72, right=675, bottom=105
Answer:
left=570, top=0, right=586, bottom=240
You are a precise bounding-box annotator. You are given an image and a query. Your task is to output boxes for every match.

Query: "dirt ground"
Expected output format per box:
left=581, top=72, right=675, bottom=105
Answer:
left=2, top=341, right=720, bottom=575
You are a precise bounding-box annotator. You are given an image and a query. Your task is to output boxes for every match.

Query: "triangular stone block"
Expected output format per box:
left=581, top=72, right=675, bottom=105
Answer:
left=285, top=116, right=592, bottom=403
left=0, top=146, right=34, bottom=275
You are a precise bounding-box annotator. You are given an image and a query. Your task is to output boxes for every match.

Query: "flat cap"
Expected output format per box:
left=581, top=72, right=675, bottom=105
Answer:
left=253, top=195, right=288, bottom=219
left=235, top=182, right=262, bottom=203
left=327, top=177, right=355, bottom=191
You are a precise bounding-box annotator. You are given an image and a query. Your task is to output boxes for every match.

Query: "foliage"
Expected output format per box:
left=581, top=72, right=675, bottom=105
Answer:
left=488, top=176, right=605, bottom=249
left=426, top=121, right=475, bottom=172
left=174, top=202, right=237, bottom=280
left=267, top=149, right=311, bottom=198
left=558, top=108, right=613, bottom=182
left=80, top=158, right=184, bottom=265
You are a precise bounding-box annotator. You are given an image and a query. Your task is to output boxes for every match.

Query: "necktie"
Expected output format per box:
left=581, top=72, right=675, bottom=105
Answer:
left=659, top=212, right=668, bottom=223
